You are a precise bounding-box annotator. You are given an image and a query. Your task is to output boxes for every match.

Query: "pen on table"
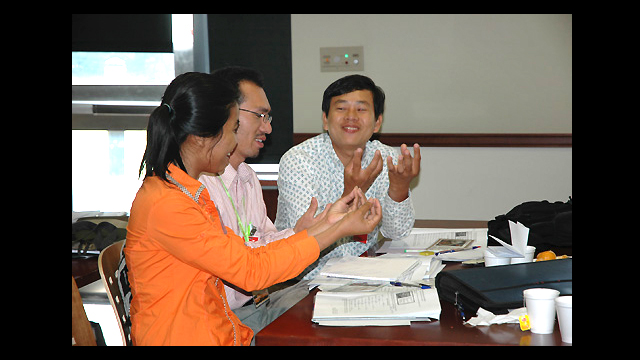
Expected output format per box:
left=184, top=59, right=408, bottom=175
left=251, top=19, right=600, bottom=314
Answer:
left=389, top=281, right=431, bottom=289
left=435, top=246, right=481, bottom=256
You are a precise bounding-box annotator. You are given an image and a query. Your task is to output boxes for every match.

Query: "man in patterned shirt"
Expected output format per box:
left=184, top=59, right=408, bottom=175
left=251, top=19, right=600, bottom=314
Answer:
left=275, top=74, right=421, bottom=280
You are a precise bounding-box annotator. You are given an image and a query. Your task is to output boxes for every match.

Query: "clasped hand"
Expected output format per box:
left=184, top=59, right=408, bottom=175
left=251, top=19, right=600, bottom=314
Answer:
left=300, top=186, right=381, bottom=238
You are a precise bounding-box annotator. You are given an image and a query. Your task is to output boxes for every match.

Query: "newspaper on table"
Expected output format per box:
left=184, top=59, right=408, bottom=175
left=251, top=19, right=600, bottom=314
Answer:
left=312, top=286, right=441, bottom=326
left=377, top=227, right=487, bottom=263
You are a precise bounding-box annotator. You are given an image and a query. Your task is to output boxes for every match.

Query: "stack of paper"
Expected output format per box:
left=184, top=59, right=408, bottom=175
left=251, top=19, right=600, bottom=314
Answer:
left=319, top=256, right=422, bottom=282
left=309, top=255, right=441, bottom=290
left=376, top=253, right=445, bottom=284
left=312, top=287, right=441, bottom=326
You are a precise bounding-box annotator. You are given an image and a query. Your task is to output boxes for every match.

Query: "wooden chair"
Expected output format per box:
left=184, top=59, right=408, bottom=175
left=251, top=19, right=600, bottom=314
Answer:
left=98, top=240, right=132, bottom=346
left=72, top=276, right=97, bottom=346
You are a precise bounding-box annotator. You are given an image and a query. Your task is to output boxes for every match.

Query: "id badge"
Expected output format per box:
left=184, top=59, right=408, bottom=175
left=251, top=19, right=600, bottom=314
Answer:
left=248, top=225, right=259, bottom=242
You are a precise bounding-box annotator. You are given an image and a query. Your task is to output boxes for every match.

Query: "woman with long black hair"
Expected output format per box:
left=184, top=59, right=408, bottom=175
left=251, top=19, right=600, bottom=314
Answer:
left=124, top=72, right=381, bottom=345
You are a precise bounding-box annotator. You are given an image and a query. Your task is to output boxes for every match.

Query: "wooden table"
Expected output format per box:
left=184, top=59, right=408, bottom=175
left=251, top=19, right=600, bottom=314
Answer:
left=255, top=220, right=569, bottom=346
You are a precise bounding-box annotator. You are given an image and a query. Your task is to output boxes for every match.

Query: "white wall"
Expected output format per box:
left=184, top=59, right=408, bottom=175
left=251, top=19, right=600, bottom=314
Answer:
left=408, top=146, right=571, bottom=221
left=290, top=14, right=572, bottom=220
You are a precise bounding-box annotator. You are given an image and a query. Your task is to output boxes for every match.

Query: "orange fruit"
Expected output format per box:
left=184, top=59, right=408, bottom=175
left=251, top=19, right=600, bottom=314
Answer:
left=536, top=250, right=556, bottom=261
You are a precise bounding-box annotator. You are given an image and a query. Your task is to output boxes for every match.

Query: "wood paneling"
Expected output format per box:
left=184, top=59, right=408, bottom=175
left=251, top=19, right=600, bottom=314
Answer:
left=293, top=133, right=572, bottom=147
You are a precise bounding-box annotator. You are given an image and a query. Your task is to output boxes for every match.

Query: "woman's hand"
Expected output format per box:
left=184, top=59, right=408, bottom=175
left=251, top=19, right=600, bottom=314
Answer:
left=325, top=186, right=366, bottom=224
left=313, top=196, right=382, bottom=251
left=293, top=197, right=321, bottom=233
left=304, top=187, right=366, bottom=237
left=337, top=197, right=382, bottom=237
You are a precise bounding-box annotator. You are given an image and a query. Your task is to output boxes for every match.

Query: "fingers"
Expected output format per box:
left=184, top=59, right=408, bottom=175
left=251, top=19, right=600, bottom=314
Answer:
left=341, top=186, right=359, bottom=205
left=353, top=148, right=383, bottom=177
left=361, top=198, right=382, bottom=224
left=388, top=143, right=421, bottom=175
left=304, top=197, right=318, bottom=217
left=351, top=147, right=363, bottom=172
left=319, top=202, right=332, bottom=217
left=398, top=144, right=411, bottom=173
left=354, top=199, right=373, bottom=218
left=367, top=150, right=383, bottom=178
left=353, top=186, right=366, bottom=208
left=412, top=143, right=421, bottom=175
left=346, top=186, right=365, bottom=211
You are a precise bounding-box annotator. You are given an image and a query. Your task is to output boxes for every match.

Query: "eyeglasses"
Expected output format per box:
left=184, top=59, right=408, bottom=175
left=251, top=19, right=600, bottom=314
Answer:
left=239, top=108, right=273, bottom=124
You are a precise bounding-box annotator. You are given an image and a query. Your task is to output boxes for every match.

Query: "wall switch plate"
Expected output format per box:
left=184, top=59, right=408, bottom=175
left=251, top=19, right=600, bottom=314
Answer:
left=320, top=46, right=364, bottom=72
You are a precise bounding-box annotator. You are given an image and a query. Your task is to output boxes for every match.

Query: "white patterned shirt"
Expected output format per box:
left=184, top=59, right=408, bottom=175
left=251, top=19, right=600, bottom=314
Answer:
left=275, top=133, right=415, bottom=280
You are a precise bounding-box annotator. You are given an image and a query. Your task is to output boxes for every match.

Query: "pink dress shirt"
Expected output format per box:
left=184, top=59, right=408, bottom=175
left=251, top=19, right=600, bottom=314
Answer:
left=199, top=163, right=295, bottom=309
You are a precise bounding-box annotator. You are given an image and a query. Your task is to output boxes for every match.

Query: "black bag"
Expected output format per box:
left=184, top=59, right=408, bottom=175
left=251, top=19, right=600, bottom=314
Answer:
left=72, top=221, right=127, bottom=255
left=488, top=197, right=572, bottom=255
left=435, top=259, right=572, bottom=317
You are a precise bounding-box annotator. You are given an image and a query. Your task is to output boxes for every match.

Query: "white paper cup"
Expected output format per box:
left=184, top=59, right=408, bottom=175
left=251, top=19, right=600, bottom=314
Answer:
left=510, top=246, right=536, bottom=264
left=484, top=249, right=510, bottom=267
left=555, top=296, right=572, bottom=343
left=523, top=288, right=560, bottom=334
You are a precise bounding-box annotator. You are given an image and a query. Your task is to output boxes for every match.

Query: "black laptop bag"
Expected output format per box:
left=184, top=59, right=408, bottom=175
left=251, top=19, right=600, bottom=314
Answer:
left=435, top=259, right=572, bottom=316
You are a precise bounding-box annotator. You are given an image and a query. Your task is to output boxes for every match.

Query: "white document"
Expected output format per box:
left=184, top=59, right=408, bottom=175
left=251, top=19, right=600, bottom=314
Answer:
left=319, top=256, right=421, bottom=282
left=488, top=220, right=529, bottom=257
left=312, top=287, right=441, bottom=326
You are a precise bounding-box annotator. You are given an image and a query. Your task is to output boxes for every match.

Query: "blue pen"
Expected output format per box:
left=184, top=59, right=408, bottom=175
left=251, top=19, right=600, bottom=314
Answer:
left=435, top=246, right=481, bottom=256
left=390, top=281, right=431, bottom=289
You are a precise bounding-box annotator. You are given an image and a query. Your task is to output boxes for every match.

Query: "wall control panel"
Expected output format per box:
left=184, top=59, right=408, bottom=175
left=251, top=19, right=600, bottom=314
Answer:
left=320, top=46, right=364, bottom=72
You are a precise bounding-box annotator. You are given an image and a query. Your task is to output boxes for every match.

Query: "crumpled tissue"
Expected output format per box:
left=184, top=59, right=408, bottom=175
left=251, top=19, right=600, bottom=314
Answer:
left=464, top=307, right=527, bottom=326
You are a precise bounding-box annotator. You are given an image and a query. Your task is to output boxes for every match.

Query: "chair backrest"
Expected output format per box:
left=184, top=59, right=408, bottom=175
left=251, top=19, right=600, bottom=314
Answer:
left=72, top=276, right=97, bottom=346
left=98, top=240, right=132, bottom=346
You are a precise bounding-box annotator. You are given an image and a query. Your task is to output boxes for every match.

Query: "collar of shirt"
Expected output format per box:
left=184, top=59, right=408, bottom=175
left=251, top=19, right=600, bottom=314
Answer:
left=166, top=163, right=210, bottom=204
left=165, top=163, right=225, bottom=233
left=219, top=163, right=254, bottom=189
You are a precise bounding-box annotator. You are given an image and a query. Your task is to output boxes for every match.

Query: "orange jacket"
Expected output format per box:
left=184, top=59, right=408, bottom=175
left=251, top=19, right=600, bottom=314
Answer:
left=125, top=164, right=319, bottom=345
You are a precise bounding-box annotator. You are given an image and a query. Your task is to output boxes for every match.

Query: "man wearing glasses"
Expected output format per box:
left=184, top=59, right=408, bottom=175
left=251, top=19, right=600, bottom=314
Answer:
left=199, top=66, right=322, bottom=343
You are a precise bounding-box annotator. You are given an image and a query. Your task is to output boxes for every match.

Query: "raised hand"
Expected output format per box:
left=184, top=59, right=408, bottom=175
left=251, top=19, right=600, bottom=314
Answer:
left=343, top=148, right=383, bottom=197
left=387, top=143, right=421, bottom=202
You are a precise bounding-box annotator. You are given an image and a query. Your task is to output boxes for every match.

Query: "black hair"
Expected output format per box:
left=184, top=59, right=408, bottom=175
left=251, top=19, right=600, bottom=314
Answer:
left=211, top=66, right=264, bottom=104
left=321, top=74, right=386, bottom=119
left=139, top=72, right=240, bottom=182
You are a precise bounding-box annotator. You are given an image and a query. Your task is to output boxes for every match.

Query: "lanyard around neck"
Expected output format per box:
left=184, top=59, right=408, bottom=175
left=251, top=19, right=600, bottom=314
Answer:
left=218, top=175, right=251, bottom=242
